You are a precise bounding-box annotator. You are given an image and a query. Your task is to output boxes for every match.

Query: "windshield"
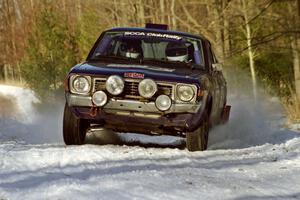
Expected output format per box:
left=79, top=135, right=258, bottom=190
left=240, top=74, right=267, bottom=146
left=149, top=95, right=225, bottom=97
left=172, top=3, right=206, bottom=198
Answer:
left=90, top=31, right=205, bottom=69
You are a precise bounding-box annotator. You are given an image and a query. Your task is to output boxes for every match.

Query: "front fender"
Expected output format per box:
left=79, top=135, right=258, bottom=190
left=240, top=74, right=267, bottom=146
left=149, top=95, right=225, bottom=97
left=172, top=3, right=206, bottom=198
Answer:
left=185, top=91, right=210, bottom=132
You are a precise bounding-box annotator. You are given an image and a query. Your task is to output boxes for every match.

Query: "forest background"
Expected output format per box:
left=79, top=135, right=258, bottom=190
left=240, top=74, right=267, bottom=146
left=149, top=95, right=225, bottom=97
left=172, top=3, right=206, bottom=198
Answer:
left=0, top=0, right=299, bottom=123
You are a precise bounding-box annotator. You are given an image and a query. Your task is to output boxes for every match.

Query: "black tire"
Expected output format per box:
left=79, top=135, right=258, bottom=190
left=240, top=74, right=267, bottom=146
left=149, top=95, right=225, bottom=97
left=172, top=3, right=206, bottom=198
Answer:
left=63, top=103, right=89, bottom=145
left=186, top=111, right=209, bottom=151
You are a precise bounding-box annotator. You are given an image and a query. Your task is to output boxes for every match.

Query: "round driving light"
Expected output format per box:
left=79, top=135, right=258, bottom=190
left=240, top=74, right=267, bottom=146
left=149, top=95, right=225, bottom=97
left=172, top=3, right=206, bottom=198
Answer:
left=177, top=85, right=195, bottom=102
left=73, top=76, right=90, bottom=93
left=92, top=91, right=107, bottom=107
left=138, top=79, right=157, bottom=98
left=106, top=75, right=124, bottom=95
left=155, top=95, right=172, bottom=111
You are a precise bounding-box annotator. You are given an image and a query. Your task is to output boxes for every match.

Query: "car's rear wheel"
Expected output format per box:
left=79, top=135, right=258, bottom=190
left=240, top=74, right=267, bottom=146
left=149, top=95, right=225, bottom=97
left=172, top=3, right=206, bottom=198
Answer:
left=186, top=111, right=209, bottom=151
left=63, top=103, right=89, bottom=145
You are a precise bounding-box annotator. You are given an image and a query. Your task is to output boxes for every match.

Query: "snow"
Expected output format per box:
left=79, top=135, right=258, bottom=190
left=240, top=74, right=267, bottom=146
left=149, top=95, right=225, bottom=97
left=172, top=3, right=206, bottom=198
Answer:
left=0, top=85, right=39, bottom=124
left=289, top=123, right=300, bottom=132
left=0, top=84, right=300, bottom=200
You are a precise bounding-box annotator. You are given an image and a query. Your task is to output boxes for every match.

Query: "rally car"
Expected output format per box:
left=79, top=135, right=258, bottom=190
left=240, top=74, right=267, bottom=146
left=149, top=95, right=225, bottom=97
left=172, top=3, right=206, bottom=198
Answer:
left=63, top=23, right=230, bottom=151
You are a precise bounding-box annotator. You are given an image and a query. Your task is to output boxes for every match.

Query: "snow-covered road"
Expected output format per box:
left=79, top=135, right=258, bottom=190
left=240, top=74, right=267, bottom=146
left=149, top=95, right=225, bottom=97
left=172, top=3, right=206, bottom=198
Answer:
left=0, top=85, right=300, bottom=200
left=1, top=138, right=300, bottom=200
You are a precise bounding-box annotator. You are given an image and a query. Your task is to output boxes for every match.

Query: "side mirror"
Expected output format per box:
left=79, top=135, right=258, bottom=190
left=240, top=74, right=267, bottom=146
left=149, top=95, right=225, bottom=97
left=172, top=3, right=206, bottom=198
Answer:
left=212, top=63, right=223, bottom=72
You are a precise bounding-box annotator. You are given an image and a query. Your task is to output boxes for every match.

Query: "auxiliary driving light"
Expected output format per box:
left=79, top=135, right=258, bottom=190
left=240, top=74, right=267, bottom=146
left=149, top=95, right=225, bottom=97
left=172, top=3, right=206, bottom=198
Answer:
left=92, top=91, right=107, bottom=107
left=138, top=79, right=157, bottom=98
left=106, top=75, right=124, bottom=95
left=155, top=95, right=172, bottom=111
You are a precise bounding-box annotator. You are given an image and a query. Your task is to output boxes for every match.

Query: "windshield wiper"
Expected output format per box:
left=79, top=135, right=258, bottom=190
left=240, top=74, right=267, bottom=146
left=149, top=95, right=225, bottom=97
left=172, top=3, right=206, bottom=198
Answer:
left=142, top=58, right=190, bottom=67
left=143, top=58, right=205, bottom=70
left=142, top=58, right=170, bottom=64
left=90, top=55, right=140, bottom=62
left=91, top=55, right=126, bottom=60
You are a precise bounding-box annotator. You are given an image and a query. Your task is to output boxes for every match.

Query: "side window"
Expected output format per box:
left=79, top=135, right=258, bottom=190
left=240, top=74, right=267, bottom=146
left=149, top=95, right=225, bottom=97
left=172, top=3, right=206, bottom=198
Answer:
left=194, top=40, right=204, bottom=67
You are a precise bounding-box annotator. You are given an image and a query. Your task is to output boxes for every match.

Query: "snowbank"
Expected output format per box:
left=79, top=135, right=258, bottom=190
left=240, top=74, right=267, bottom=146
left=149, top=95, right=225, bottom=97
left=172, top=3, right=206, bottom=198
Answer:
left=0, top=85, right=64, bottom=144
left=0, top=85, right=39, bottom=124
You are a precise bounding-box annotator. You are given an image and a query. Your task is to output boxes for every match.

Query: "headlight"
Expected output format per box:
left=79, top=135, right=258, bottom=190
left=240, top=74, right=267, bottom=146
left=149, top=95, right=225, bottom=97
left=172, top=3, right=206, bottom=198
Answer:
left=176, top=85, right=195, bottom=102
left=155, top=95, right=172, bottom=111
left=92, top=91, right=107, bottom=107
left=71, top=75, right=91, bottom=94
left=138, top=79, right=157, bottom=98
left=106, top=75, right=124, bottom=95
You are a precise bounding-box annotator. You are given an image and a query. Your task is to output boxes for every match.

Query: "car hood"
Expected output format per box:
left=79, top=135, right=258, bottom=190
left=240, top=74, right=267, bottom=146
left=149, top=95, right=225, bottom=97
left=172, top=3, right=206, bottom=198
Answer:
left=70, top=62, right=204, bottom=84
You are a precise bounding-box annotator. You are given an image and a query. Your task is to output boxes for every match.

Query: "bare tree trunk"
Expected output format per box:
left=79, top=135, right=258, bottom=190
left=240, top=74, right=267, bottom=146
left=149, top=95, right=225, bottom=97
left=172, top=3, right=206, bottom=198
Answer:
left=112, top=0, right=120, bottom=26
left=213, top=0, right=225, bottom=62
left=4, top=22, right=10, bottom=81
left=76, top=0, right=82, bottom=21
left=3, top=64, right=8, bottom=82
left=291, top=37, right=300, bottom=100
left=122, top=1, right=131, bottom=26
left=153, top=0, right=160, bottom=23
left=287, top=0, right=300, bottom=101
left=170, top=0, right=177, bottom=29
left=12, top=0, right=22, bottom=82
left=241, top=0, right=257, bottom=101
left=3, top=0, right=14, bottom=81
left=8, top=64, right=13, bottom=80
left=160, top=0, right=165, bottom=24
left=138, top=0, right=145, bottom=26
left=12, top=0, right=21, bottom=23
left=62, top=0, right=66, bottom=12
left=223, top=0, right=231, bottom=58
left=166, top=0, right=171, bottom=27
left=29, top=0, right=34, bottom=10
left=298, top=0, right=300, bottom=18
left=293, top=0, right=300, bottom=100
left=178, top=0, right=214, bottom=42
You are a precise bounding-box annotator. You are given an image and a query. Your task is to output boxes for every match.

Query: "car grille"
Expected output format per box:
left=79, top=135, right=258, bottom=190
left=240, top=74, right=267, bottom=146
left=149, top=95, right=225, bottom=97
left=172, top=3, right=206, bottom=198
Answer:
left=93, top=78, right=173, bottom=100
left=124, top=81, right=139, bottom=97
left=94, top=79, right=106, bottom=91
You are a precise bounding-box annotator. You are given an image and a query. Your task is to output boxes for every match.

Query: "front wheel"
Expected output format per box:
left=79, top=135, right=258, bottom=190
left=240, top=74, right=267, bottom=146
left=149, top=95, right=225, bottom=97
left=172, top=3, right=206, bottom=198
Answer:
left=186, top=111, right=209, bottom=151
left=63, top=103, right=89, bottom=145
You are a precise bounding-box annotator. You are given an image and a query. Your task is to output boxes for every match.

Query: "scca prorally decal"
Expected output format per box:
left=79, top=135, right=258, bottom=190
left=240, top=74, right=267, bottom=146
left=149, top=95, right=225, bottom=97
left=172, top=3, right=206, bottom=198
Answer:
left=124, top=32, right=182, bottom=40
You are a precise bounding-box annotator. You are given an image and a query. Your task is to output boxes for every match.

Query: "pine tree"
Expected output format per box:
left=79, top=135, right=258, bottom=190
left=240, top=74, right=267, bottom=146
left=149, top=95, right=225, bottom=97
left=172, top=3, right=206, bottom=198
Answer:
left=21, top=3, right=79, bottom=101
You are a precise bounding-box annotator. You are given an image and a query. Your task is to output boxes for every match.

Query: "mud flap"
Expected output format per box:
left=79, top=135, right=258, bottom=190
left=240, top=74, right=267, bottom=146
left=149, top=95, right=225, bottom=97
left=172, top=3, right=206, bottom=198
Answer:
left=221, top=105, right=231, bottom=124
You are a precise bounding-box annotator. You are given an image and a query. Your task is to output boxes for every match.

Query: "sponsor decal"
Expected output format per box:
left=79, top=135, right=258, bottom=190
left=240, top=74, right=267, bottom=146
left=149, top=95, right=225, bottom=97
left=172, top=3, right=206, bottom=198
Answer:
left=124, top=31, right=182, bottom=40
left=124, top=72, right=144, bottom=79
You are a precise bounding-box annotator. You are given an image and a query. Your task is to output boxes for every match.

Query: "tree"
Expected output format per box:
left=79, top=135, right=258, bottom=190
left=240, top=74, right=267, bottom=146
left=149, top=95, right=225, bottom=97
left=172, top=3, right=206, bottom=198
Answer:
left=241, top=0, right=258, bottom=101
left=21, top=3, right=78, bottom=100
left=291, top=0, right=300, bottom=101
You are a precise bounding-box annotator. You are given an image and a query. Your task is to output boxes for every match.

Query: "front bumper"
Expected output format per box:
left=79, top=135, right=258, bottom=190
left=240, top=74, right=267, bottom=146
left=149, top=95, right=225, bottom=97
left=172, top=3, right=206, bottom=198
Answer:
left=67, top=94, right=201, bottom=114
left=66, top=94, right=205, bottom=136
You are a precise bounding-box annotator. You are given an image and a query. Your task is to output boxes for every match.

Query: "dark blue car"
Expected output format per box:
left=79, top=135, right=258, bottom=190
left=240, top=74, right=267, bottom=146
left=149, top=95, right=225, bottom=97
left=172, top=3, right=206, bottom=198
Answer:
left=63, top=24, right=230, bottom=151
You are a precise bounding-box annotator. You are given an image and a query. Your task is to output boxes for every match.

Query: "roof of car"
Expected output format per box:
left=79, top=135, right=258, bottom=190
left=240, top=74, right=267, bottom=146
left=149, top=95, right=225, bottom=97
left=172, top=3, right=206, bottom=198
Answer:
left=106, top=27, right=208, bottom=41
